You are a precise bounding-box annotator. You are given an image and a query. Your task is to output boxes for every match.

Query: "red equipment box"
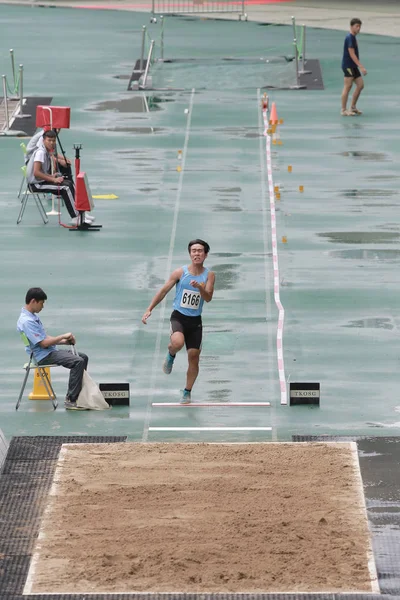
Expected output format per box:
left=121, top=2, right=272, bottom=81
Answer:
left=75, top=172, right=94, bottom=212
left=36, top=106, right=71, bottom=130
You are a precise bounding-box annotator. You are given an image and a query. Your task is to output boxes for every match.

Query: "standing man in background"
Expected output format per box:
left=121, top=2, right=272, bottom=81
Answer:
left=341, top=18, right=367, bottom=116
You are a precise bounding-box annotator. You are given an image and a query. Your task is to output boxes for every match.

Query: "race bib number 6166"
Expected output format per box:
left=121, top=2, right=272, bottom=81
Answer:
left=180, top=289, right=201, bottom=309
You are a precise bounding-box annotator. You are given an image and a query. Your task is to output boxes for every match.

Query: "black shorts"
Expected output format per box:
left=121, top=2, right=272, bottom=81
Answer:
left=170, top=310, right=202, bottom=350
left=343, top=66, right=361, bottom=79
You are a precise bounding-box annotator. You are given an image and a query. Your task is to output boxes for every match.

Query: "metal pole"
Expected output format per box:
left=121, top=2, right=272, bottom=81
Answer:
left=242, top=0, right=244, bottom=18
left=141, top=40, right=154, bottom=89
left=2, top=75, right=10, bottom=130
left=298, top=26, right=311, bottom=75
left=291, top=16, right=296, bottom=49
left=294, top=40, right=300, bottom=87
left=160, top=16, right=164, bottom=61
left=10, top=49, right=16, bottom=92
left=140, top=25, right=146, bottom=71
left=19, top=64, right=24, bottom=116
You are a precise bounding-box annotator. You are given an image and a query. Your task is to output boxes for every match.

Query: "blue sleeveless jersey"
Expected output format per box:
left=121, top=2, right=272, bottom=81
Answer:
left=173, top=265, right=209, bottom=317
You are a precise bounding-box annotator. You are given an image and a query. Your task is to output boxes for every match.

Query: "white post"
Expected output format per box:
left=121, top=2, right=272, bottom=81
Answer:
left=19, top=64, right=23, bottom=115
left=294, top=39, right=300, bottom=87
left=10, top=49, right=16, bottom=92
left=160, top=15, right=164, bottom=60
left=291, top=16, right=296, bottom=48
left=140, top=26, right=146, bottom=71
left=141, top=40, right=154, bottom=89
left=298, top=26, right=311, bottom=76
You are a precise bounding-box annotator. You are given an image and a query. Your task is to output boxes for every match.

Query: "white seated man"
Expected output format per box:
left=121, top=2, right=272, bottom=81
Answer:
left=26, top=129, right=94, bottom=226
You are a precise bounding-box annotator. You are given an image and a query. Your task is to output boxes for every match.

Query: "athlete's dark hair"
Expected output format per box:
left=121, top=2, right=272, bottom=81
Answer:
left=43, top=129, right=57, bottom=139
left=25, top=287, right=47, bottom=304
left=350, top=18, right=362, bottom=26
left=188, top=239, right=210, bottom=254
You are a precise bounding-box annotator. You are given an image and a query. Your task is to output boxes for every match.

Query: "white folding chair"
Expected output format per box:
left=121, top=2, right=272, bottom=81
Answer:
left=17, top=142, right=27, bottom=200
left=16, top=333, right=58, bottom=410
left=17, top=165, right=49, bottom=225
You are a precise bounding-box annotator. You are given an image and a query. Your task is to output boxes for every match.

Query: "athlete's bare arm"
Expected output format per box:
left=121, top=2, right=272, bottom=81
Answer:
left=141, top=268, right=183, bottom=324
left=190, top=271, right=215, bottom=303
left=348, top=48, right=367, bottom=75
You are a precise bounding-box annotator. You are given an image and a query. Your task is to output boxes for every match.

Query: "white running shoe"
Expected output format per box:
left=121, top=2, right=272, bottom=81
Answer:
left=70, top=215, right=93, bottom=226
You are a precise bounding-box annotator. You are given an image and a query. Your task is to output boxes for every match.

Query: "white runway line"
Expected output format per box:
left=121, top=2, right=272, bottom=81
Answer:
left=349, top=441, right=380, bottom=593
left=152, top=402, right=271, bottom=407
left=141, top=88, right=196, bottom=443
left=149, top=427, right=273, bottom=432
left=262, top=103, right=287, bottom=405
left=23, top=446, right=68, bottom=596
left=258, top=89, right=277, bottom=437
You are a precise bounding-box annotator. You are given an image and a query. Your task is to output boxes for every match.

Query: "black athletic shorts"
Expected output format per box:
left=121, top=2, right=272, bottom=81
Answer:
left=343, top=66, right=361, bottom=79
left=170, top=310, right=202, bottom=350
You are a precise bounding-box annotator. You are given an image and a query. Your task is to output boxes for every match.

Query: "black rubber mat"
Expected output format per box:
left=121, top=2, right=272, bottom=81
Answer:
left=8, top=96, right=52, bottom=136
left=293, top=436, right=400, bottom=596
left=6, top=435, right=126, bottom=461
left=299, top=59, right=324, bottom=90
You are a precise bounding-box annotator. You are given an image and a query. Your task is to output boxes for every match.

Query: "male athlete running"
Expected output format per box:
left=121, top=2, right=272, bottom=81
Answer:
left=142, top=239, right=215, bottom=403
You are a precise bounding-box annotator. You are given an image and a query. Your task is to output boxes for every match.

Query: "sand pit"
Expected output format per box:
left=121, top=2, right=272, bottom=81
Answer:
left=25, top=442, right=378, bottom=594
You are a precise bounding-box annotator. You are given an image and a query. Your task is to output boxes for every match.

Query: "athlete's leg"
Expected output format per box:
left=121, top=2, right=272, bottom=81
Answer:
left=341, top=76, right=354, bottom=112
left=168, top=331, right=185, bottom=356
left=163, top=331, right=184, bottom=375
left=186, top=348, right=200, bottom=391
left=351, top=76, right=364, bottom=111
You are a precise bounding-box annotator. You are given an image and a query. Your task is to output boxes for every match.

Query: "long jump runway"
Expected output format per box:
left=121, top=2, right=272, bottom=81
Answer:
left=1, top=435, right=400, bottom=598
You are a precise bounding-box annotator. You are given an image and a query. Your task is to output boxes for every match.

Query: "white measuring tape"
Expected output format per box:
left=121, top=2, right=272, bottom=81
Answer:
left=262, top=106, right=287, bottom=406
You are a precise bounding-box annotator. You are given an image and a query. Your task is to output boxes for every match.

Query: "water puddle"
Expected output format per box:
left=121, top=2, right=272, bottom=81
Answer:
left=96, top=127, right=164, bottom=134
left=331, top=249, right=400, bottom=261
left=344, top=318, right=394, bottom=330
left=89, top=95, right=174, bottom=113
left=336, top=151, right=390, bottom=162
left=319, top=231, right=400, bottom=244
left=341, top=189, right=396, bottom=199
left=211, top=263, right=239, bottom=290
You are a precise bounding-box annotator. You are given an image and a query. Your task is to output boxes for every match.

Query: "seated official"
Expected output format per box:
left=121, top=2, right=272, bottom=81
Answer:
left=25, top=128, right=73, bottom=180
left=17, top=287, right=89, bottom=411
left=26, top=130, right=94, bottom=226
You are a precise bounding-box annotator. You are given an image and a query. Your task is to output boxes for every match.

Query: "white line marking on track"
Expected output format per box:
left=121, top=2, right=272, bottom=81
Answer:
left=23, top=446, right=68, bottom=595
left=152, top=402, right=271, bottom=407
left=258, top=90, right=277, bottom=437
left=142, top=88, right=196, bottom=443
left=149, top=427, right=273, bottom=432
left=262, top=105, right=287, bottom=405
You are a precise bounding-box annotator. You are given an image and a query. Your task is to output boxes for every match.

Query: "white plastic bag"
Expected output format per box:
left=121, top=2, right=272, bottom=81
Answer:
left=77, top=371, right=110, bottom=410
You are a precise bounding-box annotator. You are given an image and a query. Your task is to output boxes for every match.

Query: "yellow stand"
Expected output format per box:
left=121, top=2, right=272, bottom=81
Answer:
left=29, top=367, right=54, bottom=400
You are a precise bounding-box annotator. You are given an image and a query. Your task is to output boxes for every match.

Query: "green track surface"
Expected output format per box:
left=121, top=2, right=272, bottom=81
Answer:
left=1, top=6, right=400, bottom=441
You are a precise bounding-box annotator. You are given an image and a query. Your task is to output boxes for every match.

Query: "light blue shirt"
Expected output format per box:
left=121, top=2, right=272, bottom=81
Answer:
left=17, top=308, right=55, bottom=362
left=172, top=265, right=209, bottom=317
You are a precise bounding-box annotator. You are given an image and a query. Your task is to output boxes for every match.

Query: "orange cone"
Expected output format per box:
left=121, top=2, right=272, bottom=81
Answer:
left=269, top=102, right=278, bottom=125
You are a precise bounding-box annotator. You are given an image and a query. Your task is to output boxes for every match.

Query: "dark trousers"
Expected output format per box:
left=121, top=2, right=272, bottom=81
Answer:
left=39, top=350, right=89, bottom=402
left=29, top=179, right=77, bottom=218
